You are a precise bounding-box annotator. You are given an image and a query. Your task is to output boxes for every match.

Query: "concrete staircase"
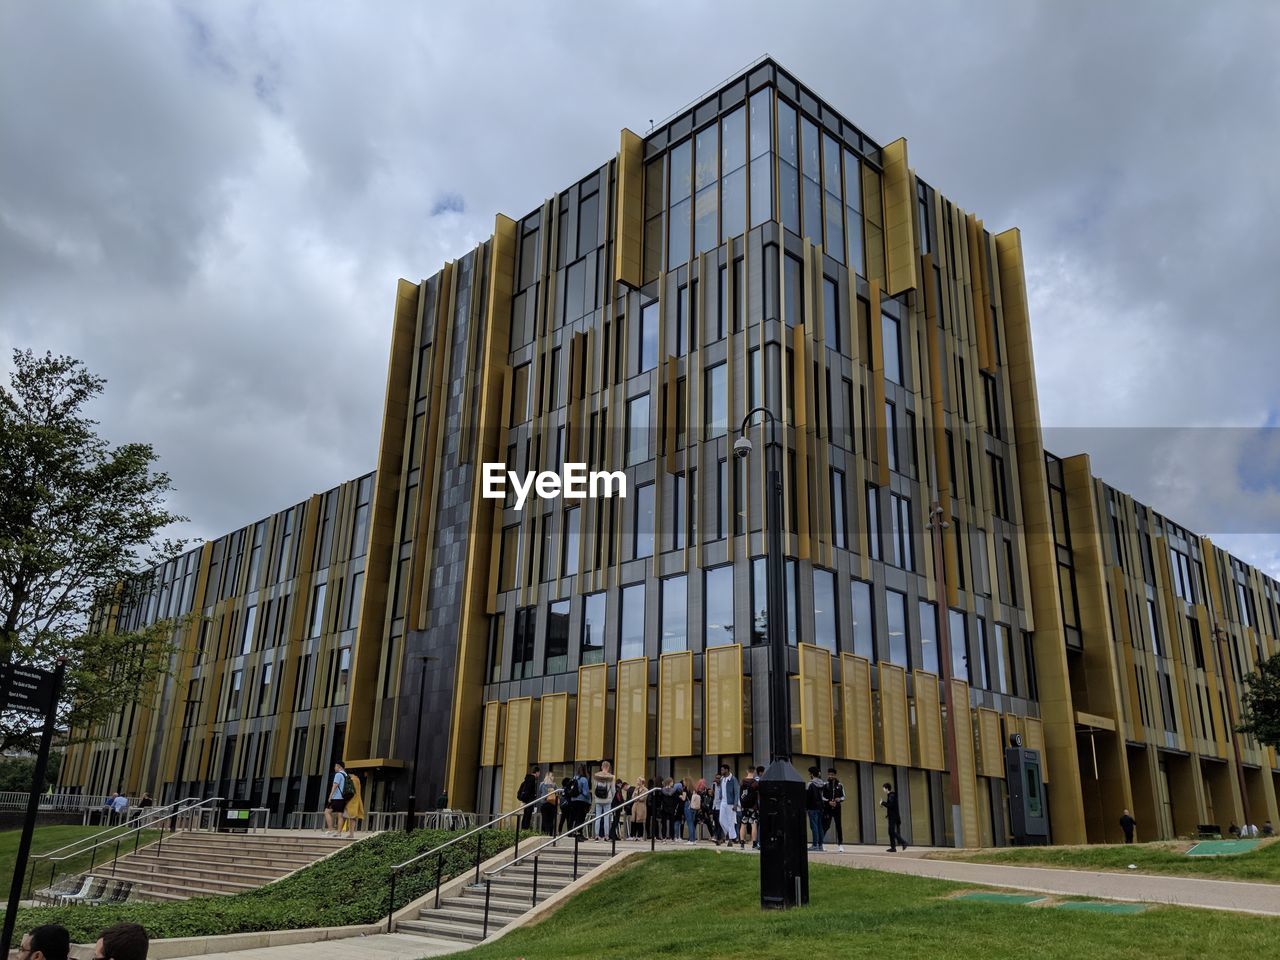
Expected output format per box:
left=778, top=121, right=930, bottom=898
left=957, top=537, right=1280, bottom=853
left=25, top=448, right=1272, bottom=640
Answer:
left=397, top=840, right=614, bottom=944
left=100, top=831, right=351, bottom=901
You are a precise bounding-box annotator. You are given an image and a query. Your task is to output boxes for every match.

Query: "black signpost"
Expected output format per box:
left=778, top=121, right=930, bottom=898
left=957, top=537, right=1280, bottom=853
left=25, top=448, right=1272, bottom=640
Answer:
left=0, top=660, right=65, bottom=958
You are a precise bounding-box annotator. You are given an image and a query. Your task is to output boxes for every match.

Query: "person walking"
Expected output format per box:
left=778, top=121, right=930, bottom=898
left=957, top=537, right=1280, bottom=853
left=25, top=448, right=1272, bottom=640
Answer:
left=19, top=924, right=70, bottom=960
left=738, top=771, right=758, bottom=849
left=1119, top=809, right=1136, bottom=844
left=537, top=771, right=559, bottom=836
left=806, top=767, right=827, bottom=851
left=591, top=761, right=616, bottom=839
left=629, top=777, right=648, bottom=839
left=685, top=778, right=704, bottom=843
left=323, top=762, right=349, bottom=836
left=718, top=763, right=740, bottom=845
left=516, top=765, right=540, bottom=830
left=339, top=771, right=365, bottom=837
left=881, top=781, right=907, bottom=852
left=824, top=768, right=846, bottom=852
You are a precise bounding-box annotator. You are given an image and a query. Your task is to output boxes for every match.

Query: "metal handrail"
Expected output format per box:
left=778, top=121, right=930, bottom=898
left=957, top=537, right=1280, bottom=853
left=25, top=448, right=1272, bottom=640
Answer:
left=384, top=789, right=558, bottom=932
left=30, top=795, right=203, bottom=864
left=26, top=796, right=224, bottom=900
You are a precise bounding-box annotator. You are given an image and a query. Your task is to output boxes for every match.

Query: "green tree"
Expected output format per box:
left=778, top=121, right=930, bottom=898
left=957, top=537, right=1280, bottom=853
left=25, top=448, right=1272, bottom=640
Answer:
left=0, top=753, right=62, bottom=792
left=1237, top=652, right=1280, bottom=750
left=0, top=350, right=188, bottom=754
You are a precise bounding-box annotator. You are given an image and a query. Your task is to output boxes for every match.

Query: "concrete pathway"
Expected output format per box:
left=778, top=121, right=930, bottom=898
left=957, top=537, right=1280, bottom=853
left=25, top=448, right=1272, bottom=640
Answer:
left=166, top=933, right=466, bottom=960
left=811, top=848, right=1280, bottom=916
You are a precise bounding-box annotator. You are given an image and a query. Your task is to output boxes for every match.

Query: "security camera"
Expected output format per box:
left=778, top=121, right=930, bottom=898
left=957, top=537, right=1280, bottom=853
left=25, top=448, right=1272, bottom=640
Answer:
left=733, top=435, right=753, bottom=461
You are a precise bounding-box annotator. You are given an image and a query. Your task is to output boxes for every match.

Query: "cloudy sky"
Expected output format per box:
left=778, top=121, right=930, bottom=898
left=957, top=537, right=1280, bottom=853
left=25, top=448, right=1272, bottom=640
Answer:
left=3, top=1, right=1279, bottom=571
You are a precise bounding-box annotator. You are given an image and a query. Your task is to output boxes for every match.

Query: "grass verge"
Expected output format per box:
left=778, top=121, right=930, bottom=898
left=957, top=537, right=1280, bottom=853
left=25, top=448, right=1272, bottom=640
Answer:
left=14, top=827, right=513, bottom=943
left=2, top=825, right=161, bottom=901
left=466, top=851, right=1280, bottom=960
left=928, top=838, right=1280, bottom=883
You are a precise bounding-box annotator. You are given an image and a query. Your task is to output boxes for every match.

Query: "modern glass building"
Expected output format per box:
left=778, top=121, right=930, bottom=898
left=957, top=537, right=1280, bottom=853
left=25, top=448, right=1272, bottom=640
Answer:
left=61, top=59, right=1279, bottom=847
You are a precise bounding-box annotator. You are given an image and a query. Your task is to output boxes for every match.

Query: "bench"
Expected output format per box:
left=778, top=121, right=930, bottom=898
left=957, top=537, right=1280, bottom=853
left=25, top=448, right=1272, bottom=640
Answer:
left=1195, top=823, right=1222, bottom=839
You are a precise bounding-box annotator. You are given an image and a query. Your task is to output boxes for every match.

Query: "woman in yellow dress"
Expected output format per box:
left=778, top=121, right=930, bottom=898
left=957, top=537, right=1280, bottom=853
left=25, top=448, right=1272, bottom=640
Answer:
left=341, top=772, right=365, bottom=837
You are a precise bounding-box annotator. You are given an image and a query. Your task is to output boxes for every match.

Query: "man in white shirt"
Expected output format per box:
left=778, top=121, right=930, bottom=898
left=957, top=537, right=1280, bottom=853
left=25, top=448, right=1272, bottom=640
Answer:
left=110, top=792, right=129, bottom=824
left=324, top=762, right=348, bottom=836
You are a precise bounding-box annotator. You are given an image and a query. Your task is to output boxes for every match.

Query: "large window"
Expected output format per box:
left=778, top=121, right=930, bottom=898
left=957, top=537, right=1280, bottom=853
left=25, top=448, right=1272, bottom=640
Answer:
left=510, top=363, right=531, bottom=427
left=694, top=123, right=718, bottom=256
left=822, top=132, right=844, bottom=261
left=351, top=475, right=372, bottom=559
left=721, top=105, right=746, bottom=242
left=668, top=139, right=692, bottom=268
left=563, top=507, right=580, bottom=577
left=995, top=622, right=1015, bottom=696
left=627, top=394, right=650, bottom=466
left=241, top=605, right=257, bottom=656
left=882, top=313, right=902, bottom=385
left=800, top=117, right=822, bottom=244
left=749, top=89, right=772, bottom=227
left=784, top=254, right=804, bottom=327
left=885, top=588, right=909, bottom=668
left=705, top=363, right=727, bottom=439
left=619, top=583, right=646, bottom=659
left=866, top=485, right=881, bottom=560
left=844, top=148, right=864, bottom=275
left=973, top=616, right=991, bottom=689
left=308, top=583, right=326, bottom=639
left=633, top=483, right=654, bottom=559
left=751, top=557, right=768, bottom=645
left=850, top=579, right=874, bottom=660
left=640, top=300, right=659, bottom=372
left=919, top=601, right=940, bottom=675
left=831, top=469, right=847, bottom=550
left=661, top=575, right=688, bottom=653
left=546, top=599, right=570, bottom=674
left=512, top=606, right=536, bottom=680
left=813, top=568, right=837, bottom=652
left=823, top=276, right=840, bottom=353
left=778, top=101, right=799, bottom=234
left=581, top=592, right=606, bottom=665
left=890, top=493, right=913, bottom=570
left=704, top=565, right=735, bottom=647
left=949, top=608, right=968, bottom=682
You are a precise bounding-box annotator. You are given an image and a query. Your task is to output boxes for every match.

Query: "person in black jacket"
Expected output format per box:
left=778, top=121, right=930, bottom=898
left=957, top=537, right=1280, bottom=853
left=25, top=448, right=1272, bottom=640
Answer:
left=880, top=781, right=907, bottom=852
left=1119, top=809, right=1136, bottom=844
left=823, top=768, right=846, bottom=852
left=516, top=766, right=539, bottom=830
left=806, top=766, right=827, bottom=851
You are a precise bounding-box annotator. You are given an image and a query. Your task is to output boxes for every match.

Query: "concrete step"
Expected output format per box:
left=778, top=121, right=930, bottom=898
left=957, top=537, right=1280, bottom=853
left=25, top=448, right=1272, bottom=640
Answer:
left=104, top=862, right=283, bottom=888
left=396, top=919, right=487, bottom=943
left=115, top=850, right=311, bottom=875
left=424, top=904, right=526, bottom=928
left=158, top=838, right=348, bottom=858
left=443, top=892, right=546, bottom=914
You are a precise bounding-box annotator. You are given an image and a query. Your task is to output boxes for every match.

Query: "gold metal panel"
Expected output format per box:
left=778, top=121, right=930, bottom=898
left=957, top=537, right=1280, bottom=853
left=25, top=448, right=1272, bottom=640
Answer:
left=950, top=679, right=981, bottom=846
left=480, top=700, right=501, bottom=767
left=913, top=670, right=945, bottom=771
left=615, top=657, right=648, bottom=783
left=978, top=707, right=1003, bottom=778
left=575, top=662, right=608, bottom=761
left=705, top=644, right=744, bottom=755
left=1024, top=715, right=1048, bottom=782
left=500, top=697, right=533, bottom=813
left=538, top=692, right=569, bottom=764
left=798, top=644, right=836, bottom=757
left=879, top=663, right=910, bottom=766
left=659, top=651, right=694, bottom=757
left=614, top=129, right=644, bottom=289
left=840, top=654, right=875, bottom=761
left=880, top=139, right=918, bottom=296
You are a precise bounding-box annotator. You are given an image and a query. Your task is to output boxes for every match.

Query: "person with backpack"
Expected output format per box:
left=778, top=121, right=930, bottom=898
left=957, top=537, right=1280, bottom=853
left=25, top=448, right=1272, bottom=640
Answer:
left=685, top=778, right=705, bottom=843
left=340, top=771, right=365, bottom=837
left=739, top=770, right=759, bottom=849
left=558, top=776, right=578, bottom=834
left=537, top=771, right=559, bottom=836
left=516, top=765, right=540, bottom=830
left=591, top=761, right=616, bottom=839
left=323, top=761, right=351, bottom=836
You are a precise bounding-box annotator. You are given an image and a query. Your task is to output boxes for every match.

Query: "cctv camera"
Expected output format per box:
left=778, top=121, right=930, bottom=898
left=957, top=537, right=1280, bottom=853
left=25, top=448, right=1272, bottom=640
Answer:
left=733, top=435, right=753, bottom=460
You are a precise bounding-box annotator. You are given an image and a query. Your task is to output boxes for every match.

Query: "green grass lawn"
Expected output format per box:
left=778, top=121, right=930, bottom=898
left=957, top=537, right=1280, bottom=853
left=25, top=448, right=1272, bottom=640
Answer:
left=929, top=838, right=1280, bottom=883
left=467, top=851, right=1280, bottom=960
left=14, top=827, right=514, bottom=943
left=1, top=825, right=161, bottom=901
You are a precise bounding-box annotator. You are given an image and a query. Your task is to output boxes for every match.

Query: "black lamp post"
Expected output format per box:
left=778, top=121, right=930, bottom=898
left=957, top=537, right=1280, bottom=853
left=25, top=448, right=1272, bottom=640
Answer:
left=737, top=406, right=808, bottom=909
left=405, top=654, right=436, bottom=833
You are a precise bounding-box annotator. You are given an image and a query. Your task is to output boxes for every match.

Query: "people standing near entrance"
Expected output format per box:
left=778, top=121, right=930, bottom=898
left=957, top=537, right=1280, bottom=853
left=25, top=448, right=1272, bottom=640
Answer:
left=1119, top=809, right=1136, bottom=844
left=340, top=771, right=365, bottom=837
left=516, top=765, right=540, bottom=830
left=574, top=765, right=592, bottom=837
left=881, top=781, right=907, bottom=852
left=673, top=777, right=688, bottom=841
left=323, top=761, right=348, bottom=836
left=824, top=768, right=846, bottom=852
left=592, top=761, right=616, bottom=839
left=610, top=778, right=628, bottom=840
left=738, top=771, right=758, bottom=849
left=538, top=771, right=559, bottom=836
left=686, top=778, right=704, bottom=843
left=558, top=775, right=577, bottom=834
left=1264, top=820, right=1274, bottom=837
left=717, top=763, right=740, bottom=844
left=806, top=767, right=827, bottom=851
left=629, top=777, right=648, bottom=838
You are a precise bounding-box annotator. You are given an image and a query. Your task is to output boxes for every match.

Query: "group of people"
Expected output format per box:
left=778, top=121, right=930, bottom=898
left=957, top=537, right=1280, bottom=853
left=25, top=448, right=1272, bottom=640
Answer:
left=1228, top=820, right=1273, bottom=839
left=515, top=762, right=900, bottom=851
left=321, top=760, right=366, bottom=837
left=18, top=921, right=147, bottom=960
left=100, top=791, right=152, bottom=825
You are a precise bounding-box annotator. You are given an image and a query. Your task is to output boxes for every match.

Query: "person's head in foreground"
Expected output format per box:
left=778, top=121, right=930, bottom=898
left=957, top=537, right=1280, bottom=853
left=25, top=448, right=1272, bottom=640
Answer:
left=95, top=922, right=149, bottom=960
left=19, top=924, right=70, bottom=960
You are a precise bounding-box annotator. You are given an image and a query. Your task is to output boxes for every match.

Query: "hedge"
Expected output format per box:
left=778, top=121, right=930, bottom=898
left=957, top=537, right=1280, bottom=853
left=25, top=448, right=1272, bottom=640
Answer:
left=15, top=827, right=515, bottom=943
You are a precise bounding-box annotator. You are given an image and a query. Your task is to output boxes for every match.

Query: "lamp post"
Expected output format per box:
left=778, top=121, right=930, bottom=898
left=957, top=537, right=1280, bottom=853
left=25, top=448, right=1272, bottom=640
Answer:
left=736, top=406, right=808, bottom=909
left=405, top=654, right=436, bottom=833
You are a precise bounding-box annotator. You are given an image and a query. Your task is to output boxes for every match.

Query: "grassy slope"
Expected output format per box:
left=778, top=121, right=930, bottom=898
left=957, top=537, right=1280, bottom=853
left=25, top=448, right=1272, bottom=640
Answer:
left=467, top=851, right=1280, bottom=960
left=929, top=839, right=1280, bottom=883
left=2, top=825, right=162, bottom=901
left=15, top=827, right=514, bottom=943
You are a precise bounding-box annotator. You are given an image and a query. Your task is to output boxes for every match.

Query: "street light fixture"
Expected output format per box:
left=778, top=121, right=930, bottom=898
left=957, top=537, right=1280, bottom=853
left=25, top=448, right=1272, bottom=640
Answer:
left=738, top=406, right=809, bottom=910
left=405, top=654, right=437, bottom=833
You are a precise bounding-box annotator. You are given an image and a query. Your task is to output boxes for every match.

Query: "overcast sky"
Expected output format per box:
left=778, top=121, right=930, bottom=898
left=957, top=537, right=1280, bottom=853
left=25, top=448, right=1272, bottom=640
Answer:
left=3, top=1, right=1279, bottom=573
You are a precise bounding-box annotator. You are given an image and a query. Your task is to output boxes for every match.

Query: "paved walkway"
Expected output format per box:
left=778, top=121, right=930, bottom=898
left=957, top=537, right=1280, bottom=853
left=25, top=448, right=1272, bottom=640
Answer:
left=811, top=848, right=1280, bottom=916
left=167, top=933, right=466, bottom=960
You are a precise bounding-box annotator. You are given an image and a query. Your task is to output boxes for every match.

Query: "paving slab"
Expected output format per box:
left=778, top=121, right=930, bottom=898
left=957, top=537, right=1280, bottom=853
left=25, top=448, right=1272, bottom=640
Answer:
left=166, top=933, right=465, bottom=960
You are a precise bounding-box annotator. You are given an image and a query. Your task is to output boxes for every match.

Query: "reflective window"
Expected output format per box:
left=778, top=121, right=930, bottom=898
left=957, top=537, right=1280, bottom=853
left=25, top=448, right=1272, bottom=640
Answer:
left=831, top=469, right=847, bottom=550
left=850, top=579, right=874, bottom=659
left=563, top=507, right=580, bottom=577
left=721, top=106, right=746, bottom=242
left=885, top=588, right=909, bottom=668
left=784, top=254, right=803, bottom=327
left=890, top=493, right=913, bottom=570
left=581, top=592, right=606, bottom=665
left=578, top=189, right=599, bottom=255
left=787, top=558, right=800, bottom=646
left=705, top=363, right=727, bottom=439
left=694, top=124, right=718, bottom=255
left=973, top=616, right=991, bottom=689
left=800, top=117, right=822, bottom=243
left=640, top=300, right=659, bottom=372
left=844, top=148, right=864, bottom=275
left=994, top=622, right=1013, bottom=695
left=546, top=599, right=570, bottom=674
left=823, top=277, right=840, bottom=352
left=661, top=575, right=688, bottom=653
left=949, top=608, right=968, bottom=682
left=882, top=313, right=902, bottom=384
left=627, top=394, right=650, bottom=465
left=777, top=102, right=799, bottom=234
left=866, top=485, right=881, bottom=560
left=751, top=557, right=768, bottom=645
left=619, top=582, right=646, bottom=659
left=309, top=583, right=326, bottom=639
left=351, top=476, right=372, bottom=559
left=749, top=89, right=773, bottom=227
left=705, top=565, right=735, bottom=647
left=919, top=601, right=940, bottom=675
left=634, top=483, right=655, bottom=559
left=668, top=139, right=692, bottom=268
left=512, top=606, right=536, bottom=680
left=813, top=568, right=837, bottom=652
